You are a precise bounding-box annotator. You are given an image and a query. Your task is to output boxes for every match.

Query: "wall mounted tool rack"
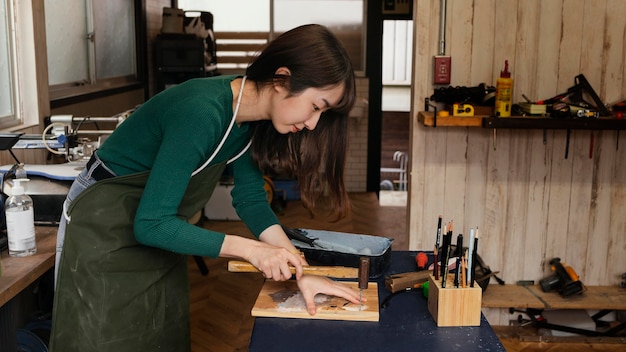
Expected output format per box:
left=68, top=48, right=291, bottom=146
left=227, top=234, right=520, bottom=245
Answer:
left=418, top=111, right=626, bottom=130
left=419, top=112, right=626, bottom=157
left=482, top=117, right=626, bottom=130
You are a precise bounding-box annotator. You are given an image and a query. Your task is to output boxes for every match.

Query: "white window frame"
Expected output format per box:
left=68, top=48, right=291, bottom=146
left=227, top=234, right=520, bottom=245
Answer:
left=46, top=0, right=142, bottom=103
left=0, top=0, right=39, bottom=131
left=177, top=0, right=367, bottom=75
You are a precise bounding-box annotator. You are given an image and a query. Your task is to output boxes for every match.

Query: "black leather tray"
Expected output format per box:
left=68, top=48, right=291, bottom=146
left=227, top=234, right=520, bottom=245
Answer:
left=286, top=228, right=393, bottom=279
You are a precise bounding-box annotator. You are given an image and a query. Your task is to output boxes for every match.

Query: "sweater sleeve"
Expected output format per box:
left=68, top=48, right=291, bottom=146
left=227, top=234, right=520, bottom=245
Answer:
left=100, top=76, right=278, bottom=258
left=230, top=151, right=280, bottom=238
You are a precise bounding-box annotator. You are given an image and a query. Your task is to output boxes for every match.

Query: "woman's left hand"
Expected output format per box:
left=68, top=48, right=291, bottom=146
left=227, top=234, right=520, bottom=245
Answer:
left=296, top=275, right=362, bottom=316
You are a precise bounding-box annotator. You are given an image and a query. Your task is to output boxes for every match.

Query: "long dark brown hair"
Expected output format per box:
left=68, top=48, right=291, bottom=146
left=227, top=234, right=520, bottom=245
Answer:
left=245, top=24, right=356, bottom=219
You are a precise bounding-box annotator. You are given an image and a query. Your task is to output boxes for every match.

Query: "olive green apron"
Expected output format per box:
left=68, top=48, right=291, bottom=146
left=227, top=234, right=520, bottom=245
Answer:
left=50, top=162, right=226, bottom=352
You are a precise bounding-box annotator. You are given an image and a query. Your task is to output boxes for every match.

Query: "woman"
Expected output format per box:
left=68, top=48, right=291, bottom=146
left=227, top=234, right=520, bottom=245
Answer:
left=50, top=24, right=360, bottom=351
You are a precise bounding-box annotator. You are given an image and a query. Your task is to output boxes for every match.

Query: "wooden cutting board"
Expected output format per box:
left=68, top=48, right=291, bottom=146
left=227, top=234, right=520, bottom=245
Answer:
left=251, top=280, right=379, bottom=322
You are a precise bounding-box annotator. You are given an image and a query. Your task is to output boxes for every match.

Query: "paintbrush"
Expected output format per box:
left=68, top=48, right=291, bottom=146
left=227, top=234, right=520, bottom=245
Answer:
left=434, top=216, right=442, bottom=280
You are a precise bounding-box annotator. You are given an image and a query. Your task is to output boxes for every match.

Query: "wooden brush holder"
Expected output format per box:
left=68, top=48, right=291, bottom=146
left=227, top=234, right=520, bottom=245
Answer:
left=427, top=274, right=482, bottom=327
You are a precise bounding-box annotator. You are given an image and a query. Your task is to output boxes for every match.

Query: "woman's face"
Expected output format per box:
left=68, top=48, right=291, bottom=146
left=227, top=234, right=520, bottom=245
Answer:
left=270, top=83, right=345, bottom=134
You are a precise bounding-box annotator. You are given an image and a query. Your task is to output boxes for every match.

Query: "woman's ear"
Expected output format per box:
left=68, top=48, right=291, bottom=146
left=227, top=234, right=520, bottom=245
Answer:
left=273, top=67, right=291, bottom=93
left=275, top=67, right=291, bottom=76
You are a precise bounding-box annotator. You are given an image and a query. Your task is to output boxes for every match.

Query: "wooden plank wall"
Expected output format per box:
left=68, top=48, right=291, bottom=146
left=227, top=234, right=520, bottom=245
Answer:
left=408, top=0, right=626, bottom=324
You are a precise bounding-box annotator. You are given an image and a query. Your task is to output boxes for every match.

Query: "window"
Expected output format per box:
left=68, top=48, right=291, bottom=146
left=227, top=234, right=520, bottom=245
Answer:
left=272, top=0, right=365, bottom=73
left=45, top=0, right=141, bottom=102
left=382, top=20, right=413, bottom=85
left=178, top=0, right=270, bottom=32
left=0, top=0, right=15, bottom=126
left=178, top=0, right=365, bottom=73
left=0, top=0, right=39, bottom=130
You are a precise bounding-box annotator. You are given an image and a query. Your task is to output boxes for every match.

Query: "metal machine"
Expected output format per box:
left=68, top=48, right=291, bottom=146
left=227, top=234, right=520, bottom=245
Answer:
left=0, top=110, right=134, bottom=226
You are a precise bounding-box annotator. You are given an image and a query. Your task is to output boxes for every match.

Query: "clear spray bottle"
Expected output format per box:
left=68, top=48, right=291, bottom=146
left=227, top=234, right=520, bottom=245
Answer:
left=5, top=178, right=37, bottom=256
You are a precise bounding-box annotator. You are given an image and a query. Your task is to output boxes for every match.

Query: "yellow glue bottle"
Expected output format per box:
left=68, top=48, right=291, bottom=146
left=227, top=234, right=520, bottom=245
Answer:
left=495, top=60, right=513, bottom=117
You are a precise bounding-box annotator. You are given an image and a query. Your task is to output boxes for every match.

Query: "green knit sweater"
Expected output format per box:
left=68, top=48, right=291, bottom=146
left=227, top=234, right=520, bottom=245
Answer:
left=97, top=75, right=279, bottom=258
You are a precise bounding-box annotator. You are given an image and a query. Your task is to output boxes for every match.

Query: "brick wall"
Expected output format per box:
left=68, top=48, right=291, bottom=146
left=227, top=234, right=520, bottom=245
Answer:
left=344, top=77, right=369, bottom=192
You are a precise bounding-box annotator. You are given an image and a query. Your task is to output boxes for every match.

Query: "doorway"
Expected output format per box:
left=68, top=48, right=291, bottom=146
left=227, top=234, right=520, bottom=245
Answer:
left=379, top=19, right=412, bottom=206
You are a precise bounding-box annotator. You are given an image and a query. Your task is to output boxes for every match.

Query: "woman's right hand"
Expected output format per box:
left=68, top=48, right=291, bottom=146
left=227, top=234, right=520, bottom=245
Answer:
left=220, top=234, right=304, bottom=281
left=246, top=243, right=305, bottom=281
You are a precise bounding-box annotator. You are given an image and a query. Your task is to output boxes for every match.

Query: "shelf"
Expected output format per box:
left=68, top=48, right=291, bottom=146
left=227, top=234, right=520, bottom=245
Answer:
left=418, top=111, right=626, bottom=130
left=482, top=116, right=626, bottom=130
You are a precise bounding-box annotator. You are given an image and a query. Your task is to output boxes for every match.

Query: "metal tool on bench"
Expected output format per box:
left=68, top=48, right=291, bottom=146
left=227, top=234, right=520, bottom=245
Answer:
left=0, top=111, right=133, bottom=225
left=509, top=307, right=626, bottom=337
left=385, top=271, right=431, bottom=293
left=539, top=257, right=585, bottom=297
left=6, top=112, right=132, bottom=162
left=358, top=257, right=370, bottom=310
left=379, top=270, right=431, bottom=309
left=42, top=112, right=132, bottom=160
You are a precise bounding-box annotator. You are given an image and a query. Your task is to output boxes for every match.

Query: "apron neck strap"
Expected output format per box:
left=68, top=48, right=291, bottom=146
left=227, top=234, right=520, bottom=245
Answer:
left=192, top=76, right=247, bottom=177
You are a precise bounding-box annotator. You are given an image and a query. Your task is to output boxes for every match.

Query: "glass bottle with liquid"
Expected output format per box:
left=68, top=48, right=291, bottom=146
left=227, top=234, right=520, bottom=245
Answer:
left=5, top=179, right=37, bottom=256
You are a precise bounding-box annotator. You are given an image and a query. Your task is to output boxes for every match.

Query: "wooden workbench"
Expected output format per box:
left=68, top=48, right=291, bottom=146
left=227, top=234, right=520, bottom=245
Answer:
left=1, top=227, right=56, bottom=352
left=482, top=284, right=626, bottom=310
left=482, top=284, right=626, bottom=339
left=1, top=227, right=57, bottom=307
left=481, top=284, right=546, bottom=309
left=249, top=251, right=506, bottom=351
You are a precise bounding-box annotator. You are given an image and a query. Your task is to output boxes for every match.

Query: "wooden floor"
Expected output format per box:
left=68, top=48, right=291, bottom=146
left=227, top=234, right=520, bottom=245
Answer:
left=189, top=193, right=624, bottom=351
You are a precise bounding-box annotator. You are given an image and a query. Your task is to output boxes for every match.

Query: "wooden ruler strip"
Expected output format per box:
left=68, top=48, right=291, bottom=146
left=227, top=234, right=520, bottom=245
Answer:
left=227, top=260, right=359, bottom=278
